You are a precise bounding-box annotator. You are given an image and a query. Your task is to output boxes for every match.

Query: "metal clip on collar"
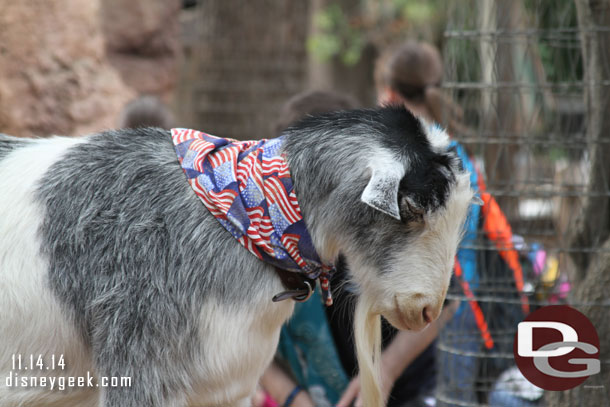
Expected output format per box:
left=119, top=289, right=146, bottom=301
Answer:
left=272, top=281, right=314, bottom=303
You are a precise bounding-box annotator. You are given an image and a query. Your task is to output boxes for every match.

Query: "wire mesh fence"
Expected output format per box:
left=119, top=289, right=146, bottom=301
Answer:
left=437, top=1, right=610, bottom=406
left=191, top=0, right=309, bottom=140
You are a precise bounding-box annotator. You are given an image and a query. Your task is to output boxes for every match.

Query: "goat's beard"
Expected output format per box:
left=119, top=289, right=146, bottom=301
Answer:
left=354, top=294, right=384, bottom=407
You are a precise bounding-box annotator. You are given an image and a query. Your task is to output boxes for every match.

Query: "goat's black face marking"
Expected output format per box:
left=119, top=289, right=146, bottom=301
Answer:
left=398, top=150, right=457, bottom=216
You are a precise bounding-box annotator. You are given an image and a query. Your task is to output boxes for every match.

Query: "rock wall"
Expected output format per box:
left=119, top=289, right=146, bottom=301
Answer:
left=100, top=0, right=181, bottom=100
left=0, top=0, right=181, bottom=138
left=0, top=0, right=133, bottom=137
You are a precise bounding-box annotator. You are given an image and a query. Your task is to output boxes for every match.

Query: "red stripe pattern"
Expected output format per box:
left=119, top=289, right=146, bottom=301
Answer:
left=172, top=128, right=334, bottom=305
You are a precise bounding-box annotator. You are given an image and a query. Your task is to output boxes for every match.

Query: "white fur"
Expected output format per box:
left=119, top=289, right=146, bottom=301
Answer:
left=420, top=118, right=450, bottom=151
left=353, top=296, right=383, bottom=407
left=352, top=169, right=473, bottom=332
left=188, top=299, right=293, bottom=407
left=0, top=137, right=100, bottom=407
left=378, top=171, right=472, bottom=330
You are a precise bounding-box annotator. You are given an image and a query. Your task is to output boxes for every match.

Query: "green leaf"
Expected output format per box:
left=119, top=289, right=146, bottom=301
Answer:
left=307, top=34, right=342, bottom=62
left=315, top=10, right=335, bottom=31
left=403, top=2, right=434, bottom=21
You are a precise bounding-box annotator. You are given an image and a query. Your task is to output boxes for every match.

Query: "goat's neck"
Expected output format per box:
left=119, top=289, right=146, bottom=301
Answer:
left=282, top=132, right=369, bottom=264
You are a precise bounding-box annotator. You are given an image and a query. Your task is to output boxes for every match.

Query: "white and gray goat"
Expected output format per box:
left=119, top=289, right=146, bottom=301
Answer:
left=0, top=106, right=474, bottom=407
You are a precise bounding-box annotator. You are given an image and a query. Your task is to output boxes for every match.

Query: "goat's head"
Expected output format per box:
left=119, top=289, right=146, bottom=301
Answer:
left=286, top=106, right=474, bottom=331
left=357, top=159, right=472, bottom=332
left=284, top=106, right=475, bottom=407
left=349, top=116, right=473, bottom=332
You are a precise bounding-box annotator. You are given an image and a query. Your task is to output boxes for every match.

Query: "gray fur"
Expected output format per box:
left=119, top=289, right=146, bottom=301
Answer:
left=282, top=128, right=415, bottom=275
left=37, top=127, right=272, bottom=406
left=0, top=133, right=28, bottom=160
left=283, top=141, right=412, bottom=274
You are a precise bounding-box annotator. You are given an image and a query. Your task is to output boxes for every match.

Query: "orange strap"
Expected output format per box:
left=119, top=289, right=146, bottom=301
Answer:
left=454, top=258, right=494, bottom=349
left=476, top=171, right=530, bottom=314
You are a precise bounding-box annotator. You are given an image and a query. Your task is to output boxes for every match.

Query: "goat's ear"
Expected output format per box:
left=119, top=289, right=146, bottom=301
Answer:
left=360, top=164, right=404, bottom=220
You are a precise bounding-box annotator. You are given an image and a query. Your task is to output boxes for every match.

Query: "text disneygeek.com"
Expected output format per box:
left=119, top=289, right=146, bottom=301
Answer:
left=6, top=354, right=131, bottom=391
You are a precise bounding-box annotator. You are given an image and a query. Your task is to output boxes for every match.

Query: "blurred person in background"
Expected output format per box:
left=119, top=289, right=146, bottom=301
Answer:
left=118, top=95, right=175, bottom=129
left=273, top=90, right=358, bottom=136
left=374, top=41, right=466, bottom=137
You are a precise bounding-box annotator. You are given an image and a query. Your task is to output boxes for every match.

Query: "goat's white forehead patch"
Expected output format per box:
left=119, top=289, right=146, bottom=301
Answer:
left=421, top=119, right=450, bottom=151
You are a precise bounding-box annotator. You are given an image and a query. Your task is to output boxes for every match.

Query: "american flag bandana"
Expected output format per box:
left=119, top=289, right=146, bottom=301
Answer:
left=171, top=128, right=334, bottom=306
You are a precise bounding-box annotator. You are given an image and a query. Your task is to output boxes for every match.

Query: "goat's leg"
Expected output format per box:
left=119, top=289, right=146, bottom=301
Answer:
left=90, top=302, right=195, bottom=407
left=93, top=344, right=193, bottom=407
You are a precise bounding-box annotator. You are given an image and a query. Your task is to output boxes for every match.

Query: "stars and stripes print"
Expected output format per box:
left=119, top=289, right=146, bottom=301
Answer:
left=171, top=128, right=334, bottom=305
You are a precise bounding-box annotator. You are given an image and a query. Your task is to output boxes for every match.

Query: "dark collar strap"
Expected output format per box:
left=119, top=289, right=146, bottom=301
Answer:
left=272, top=267, right=316, bottom=303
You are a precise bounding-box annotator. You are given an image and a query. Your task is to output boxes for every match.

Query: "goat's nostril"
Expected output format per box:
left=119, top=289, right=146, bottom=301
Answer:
left=422, top=307, right=432, bottom=324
